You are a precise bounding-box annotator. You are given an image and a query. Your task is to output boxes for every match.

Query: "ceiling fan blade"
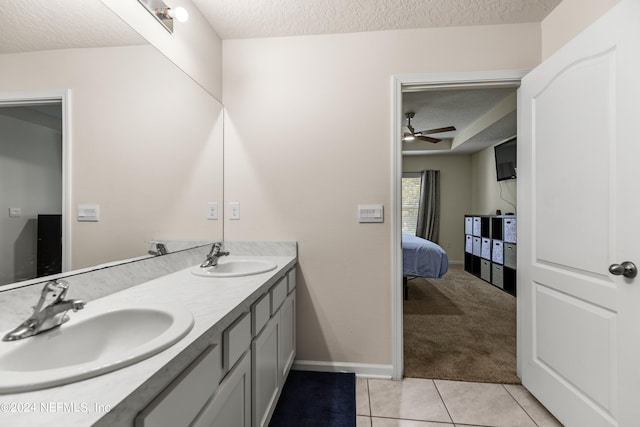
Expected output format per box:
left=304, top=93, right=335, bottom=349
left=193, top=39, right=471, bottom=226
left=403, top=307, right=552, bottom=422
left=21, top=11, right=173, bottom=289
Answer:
left=416, top=135, right=442, bottom=143
left=415, top=126, right=456, bottom=136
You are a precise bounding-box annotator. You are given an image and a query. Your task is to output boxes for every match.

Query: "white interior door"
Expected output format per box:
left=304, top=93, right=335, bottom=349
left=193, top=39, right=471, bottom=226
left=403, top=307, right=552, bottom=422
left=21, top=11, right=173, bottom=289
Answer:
left=518, top=1, right=640, bottom=426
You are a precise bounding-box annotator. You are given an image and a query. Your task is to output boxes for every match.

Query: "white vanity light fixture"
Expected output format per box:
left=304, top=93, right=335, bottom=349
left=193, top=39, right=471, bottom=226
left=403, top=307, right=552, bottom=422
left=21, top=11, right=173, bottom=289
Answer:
left=137, top=0, right=189, bottom=33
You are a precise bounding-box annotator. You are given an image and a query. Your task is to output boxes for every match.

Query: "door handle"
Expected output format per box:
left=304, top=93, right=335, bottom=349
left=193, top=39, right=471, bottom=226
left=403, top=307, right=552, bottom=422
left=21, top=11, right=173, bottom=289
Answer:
left=609, top=261, right=637, bottom=279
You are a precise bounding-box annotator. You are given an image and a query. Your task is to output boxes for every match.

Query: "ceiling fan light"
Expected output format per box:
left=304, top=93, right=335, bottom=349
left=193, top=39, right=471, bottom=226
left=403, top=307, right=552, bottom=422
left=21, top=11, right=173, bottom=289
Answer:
left=403, top=135, right=415, bottom=142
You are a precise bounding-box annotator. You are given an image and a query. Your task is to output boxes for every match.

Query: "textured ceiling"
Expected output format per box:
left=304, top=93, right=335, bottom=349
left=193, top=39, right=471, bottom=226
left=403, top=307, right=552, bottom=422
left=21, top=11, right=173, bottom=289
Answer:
left=0, top=0, right=146, bottom=54
left=192, top=0, right=562, bottom=39
left=402, top=87, right=517, bottom=155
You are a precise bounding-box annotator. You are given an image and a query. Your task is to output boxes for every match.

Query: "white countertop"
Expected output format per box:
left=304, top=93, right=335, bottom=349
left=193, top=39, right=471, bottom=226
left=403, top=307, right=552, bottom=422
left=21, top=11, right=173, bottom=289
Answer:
left=0, top=254, right=296, bottom=426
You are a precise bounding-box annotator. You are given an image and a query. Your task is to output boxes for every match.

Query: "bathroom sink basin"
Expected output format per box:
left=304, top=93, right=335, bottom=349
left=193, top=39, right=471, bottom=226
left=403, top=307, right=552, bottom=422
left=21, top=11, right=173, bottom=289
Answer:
left=0, top=301, right=194, bottom=393
left=191, top=259, right=277, bottom=278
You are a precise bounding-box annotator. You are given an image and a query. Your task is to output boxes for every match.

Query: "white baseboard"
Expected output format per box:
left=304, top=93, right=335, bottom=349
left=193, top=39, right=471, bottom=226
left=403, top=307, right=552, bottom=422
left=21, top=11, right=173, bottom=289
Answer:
left=292, top=360, right=393, bottom=379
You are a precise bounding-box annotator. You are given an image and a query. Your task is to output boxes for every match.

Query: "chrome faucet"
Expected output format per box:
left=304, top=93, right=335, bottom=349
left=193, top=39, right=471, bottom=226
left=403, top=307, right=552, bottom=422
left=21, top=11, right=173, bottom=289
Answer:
left=2, top=280, right=86, bottom=341
left=149, top=242, right=168, bottom=256
left=200, top=242, right=229, bottom=268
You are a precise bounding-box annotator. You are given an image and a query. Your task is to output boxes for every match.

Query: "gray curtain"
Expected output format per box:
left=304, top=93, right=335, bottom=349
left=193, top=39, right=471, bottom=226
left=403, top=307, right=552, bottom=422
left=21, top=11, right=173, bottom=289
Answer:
left=416, top=170, right=440, bottom=243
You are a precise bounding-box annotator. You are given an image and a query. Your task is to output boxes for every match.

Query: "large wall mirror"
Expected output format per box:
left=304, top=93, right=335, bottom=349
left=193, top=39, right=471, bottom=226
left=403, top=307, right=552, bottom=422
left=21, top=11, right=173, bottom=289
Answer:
left=0, top=0, right=224, bottom=287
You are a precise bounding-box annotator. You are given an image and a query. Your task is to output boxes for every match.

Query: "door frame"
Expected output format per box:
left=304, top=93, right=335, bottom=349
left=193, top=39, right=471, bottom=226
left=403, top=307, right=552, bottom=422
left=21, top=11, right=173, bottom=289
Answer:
left=0, top=89, right=72, bottom=274
left=390, top=70, right=529, bottom=380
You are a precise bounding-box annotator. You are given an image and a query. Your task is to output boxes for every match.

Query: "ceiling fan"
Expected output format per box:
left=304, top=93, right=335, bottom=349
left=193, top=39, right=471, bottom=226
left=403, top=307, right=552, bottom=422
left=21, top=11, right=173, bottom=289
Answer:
left=402, top=112, right=456, bottom=143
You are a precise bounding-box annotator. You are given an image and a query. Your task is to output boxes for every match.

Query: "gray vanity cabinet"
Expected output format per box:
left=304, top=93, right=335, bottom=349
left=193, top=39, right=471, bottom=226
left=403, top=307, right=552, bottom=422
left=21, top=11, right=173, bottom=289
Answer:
left=191, top=350, right=252, bottom=427
left=136, top=266, right=297, bottom=427
left=278, top=290, right=296, bottom=383
left=135, top=344, right=223, bottom=427
left=252, top=311, right=281, bottom=427
left=252, top=270, right=297, bottom=427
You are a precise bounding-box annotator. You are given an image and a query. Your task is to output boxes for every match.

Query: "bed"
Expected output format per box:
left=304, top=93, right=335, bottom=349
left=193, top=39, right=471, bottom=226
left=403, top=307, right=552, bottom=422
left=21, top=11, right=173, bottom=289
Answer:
left=402, top=233, right=449, bottom=299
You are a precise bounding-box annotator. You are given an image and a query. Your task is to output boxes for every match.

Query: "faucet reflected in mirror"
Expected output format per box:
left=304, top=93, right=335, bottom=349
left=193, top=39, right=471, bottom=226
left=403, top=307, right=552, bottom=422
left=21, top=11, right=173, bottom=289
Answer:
left=148, top=242, right=168, bottom=256
left=3, top=280, right=85, bottom=342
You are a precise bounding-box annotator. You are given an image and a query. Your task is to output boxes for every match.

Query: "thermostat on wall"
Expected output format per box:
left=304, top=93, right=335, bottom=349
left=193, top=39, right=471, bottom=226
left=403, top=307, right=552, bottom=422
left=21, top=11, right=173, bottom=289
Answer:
left=77, top=204, right=100, bottom=222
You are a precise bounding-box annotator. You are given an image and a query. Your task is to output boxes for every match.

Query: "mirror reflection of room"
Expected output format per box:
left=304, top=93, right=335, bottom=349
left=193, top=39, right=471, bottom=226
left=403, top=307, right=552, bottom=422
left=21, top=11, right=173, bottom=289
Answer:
left=0, top=1, right=224, bottom=287
left=0, top=103, right=62, bottom=286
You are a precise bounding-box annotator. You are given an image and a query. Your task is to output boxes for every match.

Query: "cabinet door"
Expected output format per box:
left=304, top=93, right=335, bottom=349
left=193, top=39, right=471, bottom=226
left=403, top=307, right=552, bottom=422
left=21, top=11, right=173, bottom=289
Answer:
left=278, top=290, right=296, bottom=384
left=135, top=345, right=222, bottom=427
left=252, top=314, right=280, bottom=427
left=191, top=351, right=251, bottom=427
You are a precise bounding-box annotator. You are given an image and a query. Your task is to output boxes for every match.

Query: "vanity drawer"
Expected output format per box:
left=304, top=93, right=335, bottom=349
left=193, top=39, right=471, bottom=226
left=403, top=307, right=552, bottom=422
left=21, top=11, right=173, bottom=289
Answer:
left=223, top=312, right=251, bottom=371
left=252, top=293, right=271, bottom=337
left=271, top=276, right=287, bottom=315
left=136, top=344, right=222, bottom=427
left=287, top=268, right=296, bottom=293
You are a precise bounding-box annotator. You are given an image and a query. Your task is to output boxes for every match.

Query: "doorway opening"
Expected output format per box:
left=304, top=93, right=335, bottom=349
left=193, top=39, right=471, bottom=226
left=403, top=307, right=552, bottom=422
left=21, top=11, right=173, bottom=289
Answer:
left=0, top=91, right=70, bottom=286
left=391, top=71, right=528, bottom=380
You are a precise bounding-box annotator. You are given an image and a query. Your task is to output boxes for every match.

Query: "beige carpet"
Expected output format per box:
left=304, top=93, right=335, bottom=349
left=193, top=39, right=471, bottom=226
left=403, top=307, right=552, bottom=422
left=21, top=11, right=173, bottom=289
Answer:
left=403, top=264, right=519, bottom=384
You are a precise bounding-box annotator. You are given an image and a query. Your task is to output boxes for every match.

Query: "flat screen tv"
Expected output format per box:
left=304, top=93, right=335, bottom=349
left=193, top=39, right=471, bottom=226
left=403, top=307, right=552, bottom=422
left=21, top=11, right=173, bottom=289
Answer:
left=494, top=137, right=517, bottom=181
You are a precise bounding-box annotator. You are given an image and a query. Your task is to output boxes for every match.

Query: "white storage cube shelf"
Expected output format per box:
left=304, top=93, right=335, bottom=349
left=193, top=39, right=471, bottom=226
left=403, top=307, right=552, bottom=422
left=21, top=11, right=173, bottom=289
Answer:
left=464, top=214, right=516, bottom=296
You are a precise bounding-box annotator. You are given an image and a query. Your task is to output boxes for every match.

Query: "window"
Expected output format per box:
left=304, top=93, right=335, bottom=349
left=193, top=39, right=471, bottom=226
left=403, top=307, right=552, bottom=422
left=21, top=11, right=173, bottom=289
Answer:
left=402, top=173, right=421, bottom=235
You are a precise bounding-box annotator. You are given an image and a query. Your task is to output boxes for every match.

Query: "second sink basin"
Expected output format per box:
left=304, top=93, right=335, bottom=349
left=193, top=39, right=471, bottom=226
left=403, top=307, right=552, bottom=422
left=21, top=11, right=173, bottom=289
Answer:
left=0, top=300, right=194, bottom=393
left=191, top=259, right=277, bottom=278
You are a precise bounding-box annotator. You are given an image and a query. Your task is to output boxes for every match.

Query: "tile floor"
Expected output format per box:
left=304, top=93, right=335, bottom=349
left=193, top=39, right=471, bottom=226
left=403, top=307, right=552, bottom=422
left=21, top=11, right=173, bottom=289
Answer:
left=356, top=377, right=563, bottom=427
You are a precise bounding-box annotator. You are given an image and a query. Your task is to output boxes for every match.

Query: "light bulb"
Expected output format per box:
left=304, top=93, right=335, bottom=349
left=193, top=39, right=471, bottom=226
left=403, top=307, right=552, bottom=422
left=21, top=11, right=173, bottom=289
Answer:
left=168, top=6, right=189, bottom=23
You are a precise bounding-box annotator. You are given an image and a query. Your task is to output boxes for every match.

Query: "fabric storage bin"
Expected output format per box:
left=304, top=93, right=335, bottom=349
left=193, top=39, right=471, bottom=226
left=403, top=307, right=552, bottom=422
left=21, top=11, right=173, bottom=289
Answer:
left=504, top=217, right=517, bottom=243
left=492, top=264, right=504, bottom=289
left=481, top=238, right=491, bottom=260
left=472, top=217, right=481, bottom=236
left=465, top=235, right=473, bottom=253
left=465, top=217, right=473, bottom=235
left=504, top=243, right=517, bottom=269
left=472, top=237, right=481, bottom=256
left=480, top=259, right=491, bottom=282
left=492, top=240, right=503, bottom=264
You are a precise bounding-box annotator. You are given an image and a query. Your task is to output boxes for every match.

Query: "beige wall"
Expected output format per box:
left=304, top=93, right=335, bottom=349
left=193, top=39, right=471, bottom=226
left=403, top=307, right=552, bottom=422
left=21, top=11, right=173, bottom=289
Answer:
left=100, top=0, right=223, bottom=99
left=470, top=143, right=517, bottom=215
left=402, top=155, right=472, bottom=263
left=0, top=45, right=224, bottom=269
left=223, top=23, right=540, bottom=366
left=541, top=0, right=620, bottom=60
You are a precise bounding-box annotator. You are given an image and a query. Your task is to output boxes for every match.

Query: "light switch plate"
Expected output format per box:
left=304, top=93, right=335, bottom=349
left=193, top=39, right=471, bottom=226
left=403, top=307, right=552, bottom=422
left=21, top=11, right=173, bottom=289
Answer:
left=77, top=204, right=100, bottom=222
left=229, top=202, right=240, bottom=220
left=207, top=202, right=218, bottom=220
left=358, top=204, right=384, bottom=223
left=8, top=208, right=21, bottom=218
